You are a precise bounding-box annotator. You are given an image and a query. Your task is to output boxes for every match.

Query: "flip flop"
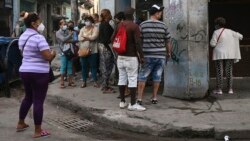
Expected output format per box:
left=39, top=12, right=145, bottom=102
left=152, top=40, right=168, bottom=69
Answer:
left=103, top=87, right=116, bottom=94
left=33, top=130, right=50, bottom=138
left=60, top=84, right=66, bottom=88
left=68, top=82, right=76, bottom=87
left=16, top=124, right=29, bottom=132
left=93, top=83, right=100, bottom=88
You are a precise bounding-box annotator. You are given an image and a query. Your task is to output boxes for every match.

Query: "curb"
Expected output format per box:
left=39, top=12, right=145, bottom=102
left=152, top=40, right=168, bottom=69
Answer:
left=46, top=94, right=216, bottom=138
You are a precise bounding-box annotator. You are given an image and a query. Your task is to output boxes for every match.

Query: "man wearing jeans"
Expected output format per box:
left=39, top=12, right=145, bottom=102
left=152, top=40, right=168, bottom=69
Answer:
left=137, top=4, right=172, bottom=105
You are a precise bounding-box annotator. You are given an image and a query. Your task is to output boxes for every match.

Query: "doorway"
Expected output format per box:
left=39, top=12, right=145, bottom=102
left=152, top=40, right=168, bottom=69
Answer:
left=209, top=0, right=250, bottom=77
left=135, top=0, right=162, bottom=24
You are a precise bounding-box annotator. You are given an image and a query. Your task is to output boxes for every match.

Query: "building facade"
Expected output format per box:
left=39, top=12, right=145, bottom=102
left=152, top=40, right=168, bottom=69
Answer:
left=96, top=0, right=250, bottom=99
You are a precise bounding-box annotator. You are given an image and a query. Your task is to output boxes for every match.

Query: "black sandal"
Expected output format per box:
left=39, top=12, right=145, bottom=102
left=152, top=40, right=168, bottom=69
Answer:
left=137, top=100, right=142, bottom=105
left=151, top=99, right=158, bottom=104
left=103, top=87, right=116, bottom=94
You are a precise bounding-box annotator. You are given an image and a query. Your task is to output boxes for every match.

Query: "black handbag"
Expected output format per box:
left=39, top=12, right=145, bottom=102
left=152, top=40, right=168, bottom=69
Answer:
left=63, top=48, right=74, bottom=60
left=60, top=43, right=74, bottom=60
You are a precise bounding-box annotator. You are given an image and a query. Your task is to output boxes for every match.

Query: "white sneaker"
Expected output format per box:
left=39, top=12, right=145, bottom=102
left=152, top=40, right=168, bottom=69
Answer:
left=228, top=89, right=234, bottom=94
left=128, top=103, right=146, bottom=111
left=119, top=102, right=128, bottom=109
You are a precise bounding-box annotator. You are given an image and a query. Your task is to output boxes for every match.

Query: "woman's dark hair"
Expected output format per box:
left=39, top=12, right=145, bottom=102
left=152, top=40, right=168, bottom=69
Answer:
left=114, top=12, right=125, bottom=21
left=24, top=12, right=40, bottom=28
left=93, top=13, right=99, bottom=19
left=215, top=17, right=226, bottom=27
left=84, top=16, right=95, bottom=23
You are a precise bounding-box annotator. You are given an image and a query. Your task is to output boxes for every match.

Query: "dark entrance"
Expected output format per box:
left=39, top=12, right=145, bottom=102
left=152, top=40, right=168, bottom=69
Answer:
left=209, top=0, right=250, bottom=77
left=135, top=0, right=162, bottom=24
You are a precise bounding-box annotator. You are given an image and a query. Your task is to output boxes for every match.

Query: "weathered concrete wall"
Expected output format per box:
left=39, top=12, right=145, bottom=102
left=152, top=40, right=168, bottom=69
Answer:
left=163, top=0, right=209, bottom=99
left=115, top=0, right=131, bottom=13
left=99, top=0, right=115, bottom=17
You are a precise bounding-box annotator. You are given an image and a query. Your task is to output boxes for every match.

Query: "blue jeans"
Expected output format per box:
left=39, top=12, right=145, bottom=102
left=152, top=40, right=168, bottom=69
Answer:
left=60, top=55, right=73, bottom=75
left=80, top=53, right=98, bottom=82
left=138, top=58, right=166, bottom=82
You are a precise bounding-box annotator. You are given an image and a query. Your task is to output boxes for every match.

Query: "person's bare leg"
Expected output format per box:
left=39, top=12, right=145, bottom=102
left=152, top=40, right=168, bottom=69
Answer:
left=17, top=119, right=29, bottom=129
left=152, top=82, right=160, bottom=99
left=137, top=81, right=146, bottom=101
left=33, top=125, right=42, bottom=136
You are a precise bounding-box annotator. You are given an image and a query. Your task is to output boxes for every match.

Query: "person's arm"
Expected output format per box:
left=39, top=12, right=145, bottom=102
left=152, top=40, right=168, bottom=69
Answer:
left=165, top=28, right=172, bottom=58
left=166, top=40, right=172, bottom=58
left=41, top=50, right=56, bottom=61
left=84, top=26, right=99, bottom=41
left=56, top=30, right=72, bottom=43
left=233, top=31, right=243, bottom=40
left=37, top=35, right=56, bottom=61
left=78, top=28, right=85, bottom=41
left=134, top=25, right=144, bottom=63
left=210, top=31, right=218, bottom=47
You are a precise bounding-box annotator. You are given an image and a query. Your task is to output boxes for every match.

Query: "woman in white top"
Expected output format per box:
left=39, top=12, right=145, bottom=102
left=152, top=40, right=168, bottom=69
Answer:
left=78, top=16, right=99, bottom=88
left=210, top=17, right=243, bottom=95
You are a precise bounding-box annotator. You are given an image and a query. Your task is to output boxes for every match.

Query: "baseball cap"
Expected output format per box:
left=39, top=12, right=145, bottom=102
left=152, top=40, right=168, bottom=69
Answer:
left=149, top=4, right=164, bottom=15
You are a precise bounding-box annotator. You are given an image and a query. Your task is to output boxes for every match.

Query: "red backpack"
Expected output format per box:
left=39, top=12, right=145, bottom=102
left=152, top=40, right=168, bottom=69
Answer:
left=113, top=23, right=127, bottom=54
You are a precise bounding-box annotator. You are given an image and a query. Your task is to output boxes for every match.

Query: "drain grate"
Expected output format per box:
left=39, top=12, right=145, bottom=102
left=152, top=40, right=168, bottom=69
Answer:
left=45, top=116, right=94, bottom=133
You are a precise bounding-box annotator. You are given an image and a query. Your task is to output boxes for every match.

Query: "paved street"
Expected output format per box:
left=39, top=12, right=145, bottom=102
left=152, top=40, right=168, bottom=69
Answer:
left=0, top=93, right=216, bottom=141
left=1, top=80, right=250, bottom=141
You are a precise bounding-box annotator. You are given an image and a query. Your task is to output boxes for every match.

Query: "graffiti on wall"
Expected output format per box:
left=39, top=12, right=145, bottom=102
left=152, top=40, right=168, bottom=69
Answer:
left=171, top=38, right=186, bottom=64
left=176, top=21, right=207, bottom=42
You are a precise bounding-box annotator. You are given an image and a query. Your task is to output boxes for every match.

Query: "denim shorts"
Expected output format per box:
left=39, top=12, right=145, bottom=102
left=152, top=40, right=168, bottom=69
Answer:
left=138, top=58, right=166, bottom=82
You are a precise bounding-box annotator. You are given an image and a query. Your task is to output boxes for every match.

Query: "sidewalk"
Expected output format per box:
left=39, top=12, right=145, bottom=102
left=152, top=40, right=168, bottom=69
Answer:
left=0, top=98, right=102, bottom=141
left=47, top=75, right=250, bottom=140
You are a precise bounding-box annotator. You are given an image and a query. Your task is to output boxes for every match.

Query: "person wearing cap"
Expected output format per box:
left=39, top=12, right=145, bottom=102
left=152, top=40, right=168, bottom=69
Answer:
left=137, top=4, right=172, bottom=105
left=113, top=8, right=145, bottom=111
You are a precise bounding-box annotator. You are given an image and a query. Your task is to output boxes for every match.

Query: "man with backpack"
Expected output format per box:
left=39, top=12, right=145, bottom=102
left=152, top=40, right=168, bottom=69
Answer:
left=113, top=8, right=145, bottom=111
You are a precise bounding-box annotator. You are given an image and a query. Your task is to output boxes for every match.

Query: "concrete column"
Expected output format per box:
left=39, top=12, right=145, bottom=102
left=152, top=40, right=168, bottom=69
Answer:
left=99, top=0, right=115, bottom=17
left=71, top=0, right=78, bottom=24
left=13, top=0, right=20, bottom=28
left=163, top=0, right=209, bottom=99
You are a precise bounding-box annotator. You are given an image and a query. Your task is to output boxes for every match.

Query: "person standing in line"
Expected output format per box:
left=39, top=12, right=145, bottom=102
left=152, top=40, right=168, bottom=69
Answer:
left=113, top=12, right=126, bottom=98
left=210, top=17, right=243, bottom=95
left=137, top=4, right=172, bottom=105
left=92, top=13, right=101, bottom=29
left=12, top=11, right=28, bottom=37
left=56, top=20, right=76, bottom=88
left=78, top=16, right=100, bottom=88
left=115, top=8, right=146, bottom=111
left=98, top=9, right=115, bottom=93
left=16, top=12, right=56, bottom=138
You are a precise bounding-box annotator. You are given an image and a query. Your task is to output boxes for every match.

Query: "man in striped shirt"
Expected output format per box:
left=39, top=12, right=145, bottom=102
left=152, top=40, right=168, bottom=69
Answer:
left=137, top=4, right=172, bottom=105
